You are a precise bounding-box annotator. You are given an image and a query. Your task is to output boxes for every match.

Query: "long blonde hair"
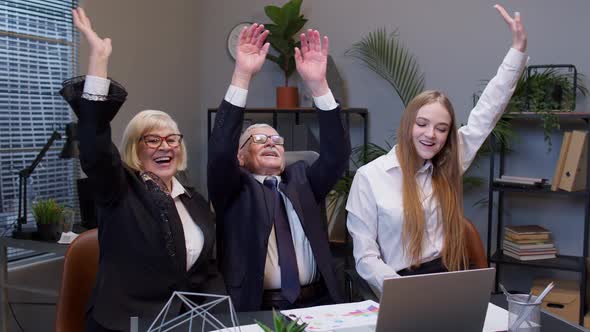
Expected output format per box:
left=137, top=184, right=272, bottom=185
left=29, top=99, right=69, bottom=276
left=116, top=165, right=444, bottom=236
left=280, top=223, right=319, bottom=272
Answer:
left=396, top=90, right=468, bottom=271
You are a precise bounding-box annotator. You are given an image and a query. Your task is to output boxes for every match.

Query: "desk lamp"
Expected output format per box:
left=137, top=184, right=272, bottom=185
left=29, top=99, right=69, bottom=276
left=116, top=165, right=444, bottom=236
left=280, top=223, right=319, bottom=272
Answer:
left=13, top=131, right=62, bottom=239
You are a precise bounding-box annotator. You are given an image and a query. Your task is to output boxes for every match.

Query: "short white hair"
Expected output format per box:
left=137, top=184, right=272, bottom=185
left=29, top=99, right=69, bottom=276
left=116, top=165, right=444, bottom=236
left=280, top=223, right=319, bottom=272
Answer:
left=238, top=123, right=277, bottom=150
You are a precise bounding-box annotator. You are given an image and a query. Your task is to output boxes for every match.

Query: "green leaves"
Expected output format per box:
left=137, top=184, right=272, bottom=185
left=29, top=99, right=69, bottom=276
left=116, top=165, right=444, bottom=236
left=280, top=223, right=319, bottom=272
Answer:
left=32, top=199, right=64, bottom=225
left=346, top=28, right=425, bottom=107
left=264, top=0, right=307, bottom=85
left=256, top=310, right=308, bottom=332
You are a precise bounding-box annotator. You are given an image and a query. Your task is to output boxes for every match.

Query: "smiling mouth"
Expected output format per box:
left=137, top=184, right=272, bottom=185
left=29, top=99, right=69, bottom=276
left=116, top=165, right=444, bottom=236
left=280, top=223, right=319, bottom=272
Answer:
left=261, top=151, right=279, bottom=157
left=419, top=140, right=435, bottom=147
left=154, top=156, right=173, bottom=165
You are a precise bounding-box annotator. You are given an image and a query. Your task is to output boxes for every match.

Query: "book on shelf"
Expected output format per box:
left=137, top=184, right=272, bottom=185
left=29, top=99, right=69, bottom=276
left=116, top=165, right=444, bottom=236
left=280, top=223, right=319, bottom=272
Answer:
left=504, top=237, right=553, bottom=244
left=503, top=250, right=556, bottom=261
left=503, top=240, right=554, bottom=251
left=505, top=225, right=551, bottom=235
left=505, top=225, right=551, bottom=241
left=493, top=175, right=547, bottom=188
left=503, top=247, right=557, bottom=256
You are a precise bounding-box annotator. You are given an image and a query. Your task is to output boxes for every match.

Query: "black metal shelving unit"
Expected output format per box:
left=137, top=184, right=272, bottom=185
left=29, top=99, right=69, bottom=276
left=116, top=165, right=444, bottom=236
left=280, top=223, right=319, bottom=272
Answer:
left=487, top=112, right=590, bottom=326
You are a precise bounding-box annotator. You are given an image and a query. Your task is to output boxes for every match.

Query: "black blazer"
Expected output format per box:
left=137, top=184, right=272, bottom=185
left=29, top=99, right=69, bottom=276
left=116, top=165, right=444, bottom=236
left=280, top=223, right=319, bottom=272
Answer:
left=208, top=100, right=351, bottom=311
left=60, top=77, right=215, bottom=331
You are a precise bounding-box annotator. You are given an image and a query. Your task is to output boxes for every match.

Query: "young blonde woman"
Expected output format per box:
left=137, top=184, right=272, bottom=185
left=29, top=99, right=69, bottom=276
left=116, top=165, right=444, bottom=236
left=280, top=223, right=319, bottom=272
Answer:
left=346, top=4, right=528, bottom=295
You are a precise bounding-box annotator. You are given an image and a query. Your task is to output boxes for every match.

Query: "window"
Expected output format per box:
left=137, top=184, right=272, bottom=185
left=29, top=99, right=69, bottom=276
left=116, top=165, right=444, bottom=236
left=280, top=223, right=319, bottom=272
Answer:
left=0, top=0, right=79, bottom=239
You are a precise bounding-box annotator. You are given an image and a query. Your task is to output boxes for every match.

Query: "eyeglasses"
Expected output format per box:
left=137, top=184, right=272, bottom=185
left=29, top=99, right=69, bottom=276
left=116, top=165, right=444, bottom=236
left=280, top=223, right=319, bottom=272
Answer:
left=141, top=134, right=183, bottom=149
left=239, top=134, right=285, bottom=150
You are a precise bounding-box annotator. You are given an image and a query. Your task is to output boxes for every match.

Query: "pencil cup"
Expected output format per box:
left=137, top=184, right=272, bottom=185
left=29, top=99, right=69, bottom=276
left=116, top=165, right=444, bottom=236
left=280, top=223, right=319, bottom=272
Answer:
left=507, top=294, right=541, bottom=331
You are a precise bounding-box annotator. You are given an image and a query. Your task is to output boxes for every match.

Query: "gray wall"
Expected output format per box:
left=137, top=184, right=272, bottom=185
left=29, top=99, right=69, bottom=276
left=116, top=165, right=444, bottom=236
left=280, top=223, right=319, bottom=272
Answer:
left=77, top=0, right=590, bottom=291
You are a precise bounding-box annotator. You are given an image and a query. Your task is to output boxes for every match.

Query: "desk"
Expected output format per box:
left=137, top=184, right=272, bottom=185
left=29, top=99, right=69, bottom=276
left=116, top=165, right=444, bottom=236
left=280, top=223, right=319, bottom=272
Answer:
left=490, top=294, right=588, bottom=332
left=135, top=299, right=587, bottom=332
left=0, top=237, right=68, bottom=332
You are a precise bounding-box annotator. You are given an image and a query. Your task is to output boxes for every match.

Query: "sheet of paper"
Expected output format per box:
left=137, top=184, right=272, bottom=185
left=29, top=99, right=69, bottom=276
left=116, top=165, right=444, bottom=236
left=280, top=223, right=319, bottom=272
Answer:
left=57, top=231, right=79, bottom=244
left=212, top=324, right=264, bottom=332
left=483, top=302, right=509, bottom=332
left=280, top=300, right=379, bottom=331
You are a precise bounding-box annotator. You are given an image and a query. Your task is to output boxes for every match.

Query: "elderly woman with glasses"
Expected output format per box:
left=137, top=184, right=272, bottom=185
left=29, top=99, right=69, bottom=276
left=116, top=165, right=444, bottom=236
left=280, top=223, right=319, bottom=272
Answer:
left=59, top=8, right=215, bottom=332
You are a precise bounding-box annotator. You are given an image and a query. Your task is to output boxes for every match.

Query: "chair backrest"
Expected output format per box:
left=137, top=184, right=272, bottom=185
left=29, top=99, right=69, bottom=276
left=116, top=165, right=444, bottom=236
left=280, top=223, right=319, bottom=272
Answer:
left=55, top=228, right=99, bottom=332
left=284, top=150, right=319, bottom=166
left=464, top=218, right=488, bottom=269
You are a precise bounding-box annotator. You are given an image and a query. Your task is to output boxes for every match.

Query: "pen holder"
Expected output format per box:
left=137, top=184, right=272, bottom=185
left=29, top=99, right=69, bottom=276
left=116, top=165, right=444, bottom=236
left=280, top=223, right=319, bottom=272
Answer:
left=507, top=294, right=541, bottom=331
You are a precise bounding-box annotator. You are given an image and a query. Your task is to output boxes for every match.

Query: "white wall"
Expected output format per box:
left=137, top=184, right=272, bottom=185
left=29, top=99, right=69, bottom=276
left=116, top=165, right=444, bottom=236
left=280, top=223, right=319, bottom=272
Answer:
left=78, top=0, right=204, bottom=186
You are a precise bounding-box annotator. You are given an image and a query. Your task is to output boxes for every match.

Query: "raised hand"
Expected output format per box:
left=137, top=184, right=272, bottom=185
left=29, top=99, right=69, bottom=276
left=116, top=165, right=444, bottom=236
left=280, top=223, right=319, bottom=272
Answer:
left=295, top=29, right=329, bottom=97
left=494, top=4, right=527, bottom=53
left=72, top=7, right=111, bottom=77
left=231, top=23, right=270, bottom=89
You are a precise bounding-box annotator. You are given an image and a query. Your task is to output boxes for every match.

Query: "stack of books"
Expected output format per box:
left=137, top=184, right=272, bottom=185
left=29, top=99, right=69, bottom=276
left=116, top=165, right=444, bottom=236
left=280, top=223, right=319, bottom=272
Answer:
left=503, top=225, right=557, bottom=261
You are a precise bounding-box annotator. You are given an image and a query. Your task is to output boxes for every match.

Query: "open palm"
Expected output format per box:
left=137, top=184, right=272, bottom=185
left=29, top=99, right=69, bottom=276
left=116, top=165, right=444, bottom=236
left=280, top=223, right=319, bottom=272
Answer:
left=72, top=7, right=111, bottom=59
left=494, top=4, right=527, bottom=52
left=234, top=23, right=270, bottom=76
left=295, top=30, right=328, bottom=83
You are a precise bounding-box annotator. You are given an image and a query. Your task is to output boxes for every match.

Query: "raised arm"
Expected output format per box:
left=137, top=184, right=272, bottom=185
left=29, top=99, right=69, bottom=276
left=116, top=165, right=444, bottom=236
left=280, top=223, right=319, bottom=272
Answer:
left=73, top=7, right=112, bottom=78
left=208, top=24, right=269, bottom=207
left=295, top=30, right=351, bottom=201
left=60, top=7, right=127, bottom=205
left=458, top=5, right=528, bottom=172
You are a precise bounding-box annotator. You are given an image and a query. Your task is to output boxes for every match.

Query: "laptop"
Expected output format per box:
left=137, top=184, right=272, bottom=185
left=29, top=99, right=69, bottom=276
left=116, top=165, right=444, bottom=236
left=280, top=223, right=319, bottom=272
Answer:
left=372, top=267, right=495, bottom=332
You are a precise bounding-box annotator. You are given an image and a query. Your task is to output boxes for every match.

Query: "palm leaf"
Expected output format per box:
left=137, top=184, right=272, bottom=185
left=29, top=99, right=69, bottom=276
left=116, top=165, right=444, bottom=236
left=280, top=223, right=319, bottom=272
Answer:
left=346, top=28, right=425, bottom=106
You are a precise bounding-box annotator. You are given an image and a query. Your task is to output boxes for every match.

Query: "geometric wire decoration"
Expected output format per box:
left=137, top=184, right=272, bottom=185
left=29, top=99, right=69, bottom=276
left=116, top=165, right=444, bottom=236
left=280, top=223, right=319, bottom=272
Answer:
left=139, top=292, right=241, bottom=332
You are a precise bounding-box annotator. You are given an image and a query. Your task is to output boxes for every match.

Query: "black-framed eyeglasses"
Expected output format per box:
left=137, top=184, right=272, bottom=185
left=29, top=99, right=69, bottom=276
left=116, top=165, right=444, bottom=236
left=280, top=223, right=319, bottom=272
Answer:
left=140, top=134, right=183, bottom=149
left=239, top=134, right=285, bottom=150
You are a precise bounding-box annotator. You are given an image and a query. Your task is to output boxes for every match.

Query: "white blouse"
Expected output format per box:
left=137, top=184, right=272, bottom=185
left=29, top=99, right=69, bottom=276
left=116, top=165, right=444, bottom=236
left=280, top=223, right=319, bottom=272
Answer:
left=346, top=48, right=528, bottom=295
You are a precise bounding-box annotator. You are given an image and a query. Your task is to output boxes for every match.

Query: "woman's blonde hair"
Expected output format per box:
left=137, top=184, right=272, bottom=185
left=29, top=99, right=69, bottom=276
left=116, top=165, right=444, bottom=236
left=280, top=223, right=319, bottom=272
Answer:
left=120, top=110, right=187, bottom=171
left=396, top=90, right=468, bottom=272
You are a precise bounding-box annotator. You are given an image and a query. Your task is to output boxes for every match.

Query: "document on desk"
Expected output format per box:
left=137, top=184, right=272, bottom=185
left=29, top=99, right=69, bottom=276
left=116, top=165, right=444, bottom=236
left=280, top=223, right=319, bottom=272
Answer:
left=280, top=300, right=379, bottom=331
left=211, top=324, right=264, bottom=332
left=483, top=302, right=509, bottom=332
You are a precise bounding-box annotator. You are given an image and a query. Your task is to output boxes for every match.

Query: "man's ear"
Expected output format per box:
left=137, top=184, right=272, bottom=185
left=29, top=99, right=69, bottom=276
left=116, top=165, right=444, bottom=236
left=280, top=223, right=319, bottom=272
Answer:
left=237, top=151, right=245, bottom=167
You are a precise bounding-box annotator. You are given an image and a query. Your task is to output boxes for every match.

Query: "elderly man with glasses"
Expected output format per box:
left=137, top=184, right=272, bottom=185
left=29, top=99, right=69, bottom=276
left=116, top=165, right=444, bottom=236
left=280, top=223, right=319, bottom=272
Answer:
left=208, top=25, right=350, bottom=311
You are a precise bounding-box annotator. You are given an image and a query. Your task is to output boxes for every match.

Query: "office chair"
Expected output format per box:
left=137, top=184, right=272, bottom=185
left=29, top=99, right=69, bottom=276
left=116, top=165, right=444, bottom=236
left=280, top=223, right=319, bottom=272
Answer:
left=284, top=150, right=320, bottom=166
left=345, top=217, right=488, bottom=301
left=55, top=228, right=99, bottom=332
left=464, top=217, right=488, bottom=269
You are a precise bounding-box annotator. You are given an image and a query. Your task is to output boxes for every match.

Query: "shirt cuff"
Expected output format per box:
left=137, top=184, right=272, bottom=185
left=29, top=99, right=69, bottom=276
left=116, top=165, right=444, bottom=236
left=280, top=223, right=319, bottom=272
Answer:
left=224, top=85, right=248, bottom=108
left=83, top=75, right=110, bottom=96
left=505, top=47, right=529, bottom=69
left=313, top=90, right=339, bottom=111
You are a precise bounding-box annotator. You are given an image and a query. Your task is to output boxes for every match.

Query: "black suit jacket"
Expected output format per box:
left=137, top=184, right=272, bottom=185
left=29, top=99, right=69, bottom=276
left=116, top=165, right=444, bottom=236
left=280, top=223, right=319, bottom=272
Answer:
left=207, top=100, right=351, bottom=311
left=60, top=77, right=215, bottom=331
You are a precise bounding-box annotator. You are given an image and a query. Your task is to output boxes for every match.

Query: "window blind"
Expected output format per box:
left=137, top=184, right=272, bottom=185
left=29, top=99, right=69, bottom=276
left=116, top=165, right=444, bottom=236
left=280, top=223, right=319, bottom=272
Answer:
left=0, top=0, right=79, bottom=231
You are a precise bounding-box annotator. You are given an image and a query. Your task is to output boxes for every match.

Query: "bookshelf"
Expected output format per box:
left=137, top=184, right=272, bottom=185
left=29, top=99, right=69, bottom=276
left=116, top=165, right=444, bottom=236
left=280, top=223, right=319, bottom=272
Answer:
left=486, top=112, right=590, bottom=325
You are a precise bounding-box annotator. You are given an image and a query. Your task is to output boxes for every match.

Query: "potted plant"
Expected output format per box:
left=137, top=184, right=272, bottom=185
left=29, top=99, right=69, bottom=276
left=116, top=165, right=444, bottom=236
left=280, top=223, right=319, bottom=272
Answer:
left=32, top=199, right=64, bottom=241
left=256, top=310, right=307, bottom=332
left=264, top=0, right=307, bottom=108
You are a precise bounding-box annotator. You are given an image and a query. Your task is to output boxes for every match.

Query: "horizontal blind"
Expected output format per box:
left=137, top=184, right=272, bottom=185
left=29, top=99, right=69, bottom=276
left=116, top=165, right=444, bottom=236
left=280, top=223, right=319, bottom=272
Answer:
left=0, top=0, right=78, bottom=231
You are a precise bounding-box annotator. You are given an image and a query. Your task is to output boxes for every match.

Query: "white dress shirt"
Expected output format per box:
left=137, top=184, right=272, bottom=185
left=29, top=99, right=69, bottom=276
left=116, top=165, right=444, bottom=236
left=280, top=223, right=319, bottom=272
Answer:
left=170, top=177, right=205, bottom=270
left=346, top=48, right=528, bottom=295
left=82, top=76, right=204, bottom=271
left=224, top=85, right=337, bottom=289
